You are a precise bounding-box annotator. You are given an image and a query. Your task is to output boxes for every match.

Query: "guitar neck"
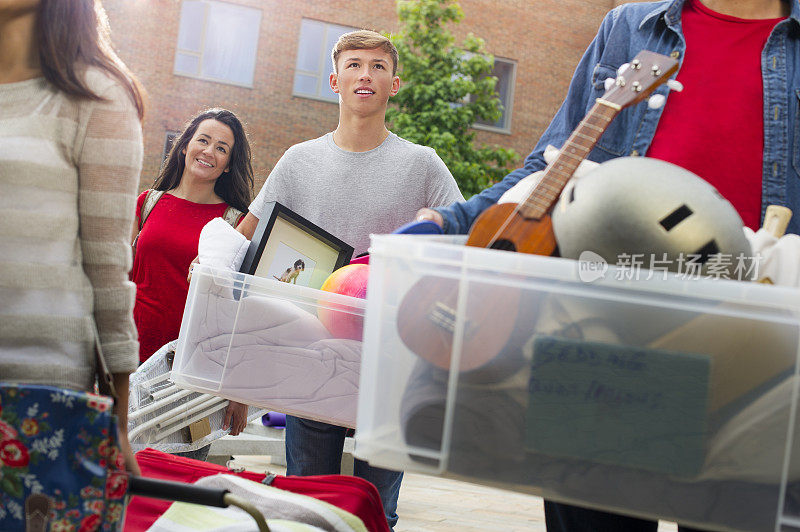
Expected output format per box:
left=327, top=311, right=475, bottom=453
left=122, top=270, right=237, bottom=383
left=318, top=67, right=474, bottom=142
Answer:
left=519, top=101, right=619, bottom=219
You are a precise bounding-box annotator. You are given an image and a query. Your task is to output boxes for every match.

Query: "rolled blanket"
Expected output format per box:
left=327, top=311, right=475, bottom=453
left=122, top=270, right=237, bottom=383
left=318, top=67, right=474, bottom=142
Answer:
left=400, top=360, right=526, bottom=482
left=198, top=217, right=250, bottom=272
left=148, top=473, right=366, bottom=532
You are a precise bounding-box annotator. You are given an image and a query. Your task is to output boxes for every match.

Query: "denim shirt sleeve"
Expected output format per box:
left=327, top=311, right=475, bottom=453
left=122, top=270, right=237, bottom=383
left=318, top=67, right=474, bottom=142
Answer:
left=435, top=7, right=626, bottom=235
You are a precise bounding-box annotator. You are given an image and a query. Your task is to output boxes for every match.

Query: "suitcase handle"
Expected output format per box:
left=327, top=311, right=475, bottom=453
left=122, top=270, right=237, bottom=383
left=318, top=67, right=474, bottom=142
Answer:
left=129, top=476, right=270, bottom=531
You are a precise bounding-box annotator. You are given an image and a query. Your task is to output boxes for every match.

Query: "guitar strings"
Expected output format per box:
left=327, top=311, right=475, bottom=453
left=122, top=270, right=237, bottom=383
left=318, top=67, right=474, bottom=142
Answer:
left=485, top=103, right=615, bottom=249
left=482, top=53, right=676, bottom=250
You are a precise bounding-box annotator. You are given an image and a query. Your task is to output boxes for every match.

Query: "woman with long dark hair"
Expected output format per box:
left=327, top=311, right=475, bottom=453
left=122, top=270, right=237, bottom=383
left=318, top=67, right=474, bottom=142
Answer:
left=0, top=0, right=146, bottom=475
left=130, top=108, right=254, bottom=368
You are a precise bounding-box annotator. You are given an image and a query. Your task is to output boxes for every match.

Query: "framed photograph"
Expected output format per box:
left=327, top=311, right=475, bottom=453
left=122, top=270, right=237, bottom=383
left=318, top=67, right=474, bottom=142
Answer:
left=239, top=201, right=354, bottom=290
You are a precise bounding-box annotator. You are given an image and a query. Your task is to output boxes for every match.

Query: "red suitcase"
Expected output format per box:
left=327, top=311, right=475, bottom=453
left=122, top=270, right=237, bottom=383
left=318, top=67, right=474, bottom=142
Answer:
left=125, top=448, right=391, bottom=532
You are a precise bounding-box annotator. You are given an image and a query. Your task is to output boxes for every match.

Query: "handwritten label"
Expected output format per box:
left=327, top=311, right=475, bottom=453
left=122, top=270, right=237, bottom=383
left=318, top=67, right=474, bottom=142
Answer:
left=529, top=378, right=665, bottom=410
left=526, top=336, right=709, bottom=477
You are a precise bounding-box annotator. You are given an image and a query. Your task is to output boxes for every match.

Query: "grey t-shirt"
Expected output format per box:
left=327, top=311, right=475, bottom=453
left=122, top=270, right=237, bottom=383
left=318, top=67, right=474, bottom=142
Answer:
left=249, top=132, right=464, bottom=256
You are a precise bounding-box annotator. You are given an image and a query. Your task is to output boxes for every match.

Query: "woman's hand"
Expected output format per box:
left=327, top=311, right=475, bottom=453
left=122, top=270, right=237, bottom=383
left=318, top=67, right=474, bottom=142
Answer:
left=223, top=401, right=248, bottom=436
left=116, top=425, right=141, bottom=475
left=111, top=373, right=141, bottom=475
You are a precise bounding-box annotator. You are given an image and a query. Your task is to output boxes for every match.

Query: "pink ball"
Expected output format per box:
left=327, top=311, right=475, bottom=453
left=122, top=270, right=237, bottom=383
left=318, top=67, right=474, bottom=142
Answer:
left=318, top=264, right=369, bottom=340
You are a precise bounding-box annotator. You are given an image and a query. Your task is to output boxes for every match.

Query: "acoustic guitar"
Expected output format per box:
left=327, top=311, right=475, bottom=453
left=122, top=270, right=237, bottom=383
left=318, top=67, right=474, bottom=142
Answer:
left=397, top=50, right=680, bottom=372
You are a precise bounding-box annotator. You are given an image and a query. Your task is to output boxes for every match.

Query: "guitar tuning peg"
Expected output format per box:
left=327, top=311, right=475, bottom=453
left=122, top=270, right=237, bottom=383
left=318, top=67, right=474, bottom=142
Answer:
left=604, top=77, right=615, bottom=91
left=647, top=94, right=666, bottom=109
left=667, top=79, right=684, bottom=92
left=617, top=63, right=630, bottom=75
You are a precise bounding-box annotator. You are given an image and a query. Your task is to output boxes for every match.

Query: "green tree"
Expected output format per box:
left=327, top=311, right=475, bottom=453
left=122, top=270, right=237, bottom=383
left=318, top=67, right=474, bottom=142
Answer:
left=387, top=0, right=518, bottom=197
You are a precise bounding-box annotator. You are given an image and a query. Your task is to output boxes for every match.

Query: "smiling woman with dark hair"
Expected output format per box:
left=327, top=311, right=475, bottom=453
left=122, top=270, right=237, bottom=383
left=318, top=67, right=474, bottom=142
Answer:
left=130, top=108, right=254, bottom=373
left=153, top=108, right=254, bottom=213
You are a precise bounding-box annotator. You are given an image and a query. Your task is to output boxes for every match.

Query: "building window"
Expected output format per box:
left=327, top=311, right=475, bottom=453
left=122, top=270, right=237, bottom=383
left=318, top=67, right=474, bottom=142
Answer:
left=174, top=0, right=262, bottom=88
left=162, top=131, right=179, bottom=161
left=293, top=19, right=357, bottom=103
left=473, top=58, right=517, bottom=133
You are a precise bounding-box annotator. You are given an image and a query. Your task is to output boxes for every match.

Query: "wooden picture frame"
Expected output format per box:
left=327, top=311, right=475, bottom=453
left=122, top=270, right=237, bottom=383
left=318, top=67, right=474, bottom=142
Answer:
left=239, top=201, right=354, bottom=290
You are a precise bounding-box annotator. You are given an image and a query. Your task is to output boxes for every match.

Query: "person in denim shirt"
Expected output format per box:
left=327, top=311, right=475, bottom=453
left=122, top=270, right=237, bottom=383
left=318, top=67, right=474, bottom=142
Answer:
left=415, top=0, right=798, bottom=531
left=418, top=0, right=800, bottom=239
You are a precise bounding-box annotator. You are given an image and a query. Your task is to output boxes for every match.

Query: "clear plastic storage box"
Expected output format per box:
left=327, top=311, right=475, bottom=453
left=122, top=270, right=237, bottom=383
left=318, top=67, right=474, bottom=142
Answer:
left=171, top=264, right=365, bottom=428
left=355, top=235, right=800, bottom=531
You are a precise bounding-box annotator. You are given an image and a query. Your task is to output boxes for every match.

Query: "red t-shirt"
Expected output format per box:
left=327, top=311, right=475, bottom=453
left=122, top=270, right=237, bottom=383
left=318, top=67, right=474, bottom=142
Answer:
left=131, top=192, right=230, bottom=363
left=645, top=0, right=784, bottom=230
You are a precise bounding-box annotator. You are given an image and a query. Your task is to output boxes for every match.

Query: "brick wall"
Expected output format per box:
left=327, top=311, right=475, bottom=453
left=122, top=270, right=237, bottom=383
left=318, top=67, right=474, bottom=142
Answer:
left=103, top=0, right=619, bottom=196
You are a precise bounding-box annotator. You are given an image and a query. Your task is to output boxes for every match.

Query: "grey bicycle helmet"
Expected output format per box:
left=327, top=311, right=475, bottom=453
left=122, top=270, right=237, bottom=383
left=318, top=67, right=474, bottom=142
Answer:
left=552, top=157, right=753, bottom=279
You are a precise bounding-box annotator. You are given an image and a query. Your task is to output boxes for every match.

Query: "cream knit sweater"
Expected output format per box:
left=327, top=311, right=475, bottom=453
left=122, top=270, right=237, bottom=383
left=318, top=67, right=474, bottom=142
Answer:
left=0, top=69, right=142, bottom=390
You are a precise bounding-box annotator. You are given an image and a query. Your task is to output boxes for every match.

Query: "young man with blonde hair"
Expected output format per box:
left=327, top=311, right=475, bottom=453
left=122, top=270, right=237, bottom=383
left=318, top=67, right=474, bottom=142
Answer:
left=331, top=30, right=399, bottom=75
left=227, top=29, right=463, bottom=529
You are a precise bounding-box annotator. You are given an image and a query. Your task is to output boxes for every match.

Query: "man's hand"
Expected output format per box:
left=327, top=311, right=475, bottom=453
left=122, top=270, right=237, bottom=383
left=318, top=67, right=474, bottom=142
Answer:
left=222, top=401, right=248, bottom=436
left=414, top=208, right=443, bottom=228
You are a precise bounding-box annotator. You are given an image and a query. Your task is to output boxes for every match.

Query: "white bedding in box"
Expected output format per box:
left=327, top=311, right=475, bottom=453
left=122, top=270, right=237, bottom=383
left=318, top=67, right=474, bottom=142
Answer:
left=178, top=286, right=361, bottom=427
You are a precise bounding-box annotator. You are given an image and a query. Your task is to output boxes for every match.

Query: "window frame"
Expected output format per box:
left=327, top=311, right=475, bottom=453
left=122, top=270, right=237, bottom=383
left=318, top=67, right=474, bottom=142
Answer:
left=472, top=56, right=517, bottom=135
left=292, top=18, right=358, bottom=104
left=162, top=131, right=179, bottom=161
left=173, top=0, right=262, bottom=89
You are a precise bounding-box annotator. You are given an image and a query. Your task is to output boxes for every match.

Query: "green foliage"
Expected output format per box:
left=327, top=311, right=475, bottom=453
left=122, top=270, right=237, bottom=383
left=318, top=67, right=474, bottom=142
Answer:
left=387, top=0, right=518, bottom=197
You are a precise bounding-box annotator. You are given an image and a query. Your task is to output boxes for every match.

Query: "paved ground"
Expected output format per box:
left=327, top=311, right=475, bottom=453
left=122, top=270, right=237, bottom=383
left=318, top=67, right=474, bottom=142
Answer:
left=230, top=454, right=678, bottom=531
